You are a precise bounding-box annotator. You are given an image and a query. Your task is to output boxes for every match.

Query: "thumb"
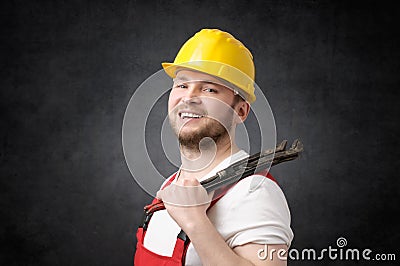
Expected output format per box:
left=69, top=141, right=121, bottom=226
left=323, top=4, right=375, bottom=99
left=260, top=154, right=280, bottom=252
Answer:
left=156, top=189, right=164, bottom=200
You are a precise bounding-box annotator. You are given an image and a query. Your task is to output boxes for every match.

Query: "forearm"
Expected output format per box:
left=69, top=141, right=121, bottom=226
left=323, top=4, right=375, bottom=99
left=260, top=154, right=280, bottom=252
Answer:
left=184, top=215, right=254, bottom=266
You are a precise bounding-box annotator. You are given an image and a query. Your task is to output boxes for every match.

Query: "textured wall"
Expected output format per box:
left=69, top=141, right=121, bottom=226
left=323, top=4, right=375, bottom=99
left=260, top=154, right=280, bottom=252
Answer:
left=1, top=1, right=399, bottom=265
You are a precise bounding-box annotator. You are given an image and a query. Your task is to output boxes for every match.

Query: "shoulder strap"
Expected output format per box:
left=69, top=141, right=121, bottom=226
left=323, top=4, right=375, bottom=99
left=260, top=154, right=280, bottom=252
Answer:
left=148, top=172, right=178, bottom=205
left=161, top=172, right=178, bottom=189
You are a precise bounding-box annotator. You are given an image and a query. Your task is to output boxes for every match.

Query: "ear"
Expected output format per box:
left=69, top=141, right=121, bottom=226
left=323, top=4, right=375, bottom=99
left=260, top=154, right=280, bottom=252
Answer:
left=234, top=101, right=250, bottom=124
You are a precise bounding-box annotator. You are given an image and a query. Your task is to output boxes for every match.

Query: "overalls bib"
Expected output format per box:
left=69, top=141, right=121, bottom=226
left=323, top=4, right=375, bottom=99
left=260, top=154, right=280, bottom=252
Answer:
left=134, top=171, right=276, bottom=265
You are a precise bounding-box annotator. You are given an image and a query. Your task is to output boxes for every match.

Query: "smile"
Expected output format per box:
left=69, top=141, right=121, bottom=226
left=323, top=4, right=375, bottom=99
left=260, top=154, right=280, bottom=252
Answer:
left=179, top=112, right=205, bottom=119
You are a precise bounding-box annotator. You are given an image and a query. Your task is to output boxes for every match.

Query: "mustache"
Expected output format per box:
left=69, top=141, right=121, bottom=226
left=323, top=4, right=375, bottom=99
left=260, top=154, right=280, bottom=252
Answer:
left=173, top=103, right=207, bottom=116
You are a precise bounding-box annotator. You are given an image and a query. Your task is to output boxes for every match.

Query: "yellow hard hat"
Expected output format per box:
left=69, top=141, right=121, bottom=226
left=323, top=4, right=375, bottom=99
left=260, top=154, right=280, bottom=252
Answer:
left=162, top=29, right=256, bottom=103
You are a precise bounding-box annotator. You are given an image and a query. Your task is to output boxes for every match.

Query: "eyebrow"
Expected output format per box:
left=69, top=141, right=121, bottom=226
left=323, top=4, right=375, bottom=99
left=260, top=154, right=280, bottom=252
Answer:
left=173, top=75, right=221, bottom=85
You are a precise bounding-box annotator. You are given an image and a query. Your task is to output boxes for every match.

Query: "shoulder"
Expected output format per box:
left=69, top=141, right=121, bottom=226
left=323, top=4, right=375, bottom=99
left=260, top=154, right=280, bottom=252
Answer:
left=208, top=174, right=294, bottom=247
left=223, top=174, right=287, bottom=206
left=209, top=173, right=292, bottom=222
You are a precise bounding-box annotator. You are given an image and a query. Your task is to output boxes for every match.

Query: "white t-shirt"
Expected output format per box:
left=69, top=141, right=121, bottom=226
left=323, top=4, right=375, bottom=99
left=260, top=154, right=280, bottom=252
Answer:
left=143, top=150, right=294, bottom=265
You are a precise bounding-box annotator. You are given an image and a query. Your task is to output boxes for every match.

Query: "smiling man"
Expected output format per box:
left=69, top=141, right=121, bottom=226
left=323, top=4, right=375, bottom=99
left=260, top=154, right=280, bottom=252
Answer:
left=168, top=70, right=248, bottom=173
left=134, top=29, right=293, bottom=266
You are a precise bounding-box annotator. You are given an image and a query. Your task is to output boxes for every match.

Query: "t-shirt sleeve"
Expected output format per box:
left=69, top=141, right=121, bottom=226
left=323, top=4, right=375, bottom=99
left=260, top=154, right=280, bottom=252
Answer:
left=209, top=175, right=294, bottom=248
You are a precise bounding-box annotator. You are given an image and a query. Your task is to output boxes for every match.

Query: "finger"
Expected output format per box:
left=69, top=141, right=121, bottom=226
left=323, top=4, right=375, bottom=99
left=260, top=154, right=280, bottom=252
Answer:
left=176, top=177, right=201, bottom=186
left=156, top=189, right=164, bottom=200
left=160, top=182, right=211, bottom=207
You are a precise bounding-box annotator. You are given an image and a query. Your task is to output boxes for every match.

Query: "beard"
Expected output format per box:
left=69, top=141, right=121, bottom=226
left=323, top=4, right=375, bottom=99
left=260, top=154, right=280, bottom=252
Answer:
left=169, top=113, right=234, bottom=152
left=178, top=118, right=231, bottom=151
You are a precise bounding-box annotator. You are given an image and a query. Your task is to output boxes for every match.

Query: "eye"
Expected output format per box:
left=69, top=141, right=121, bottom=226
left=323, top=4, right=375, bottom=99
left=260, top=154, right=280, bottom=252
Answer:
left=203, top=87, right=218, bottom=93
left=173, top=83, right=188, bottom=89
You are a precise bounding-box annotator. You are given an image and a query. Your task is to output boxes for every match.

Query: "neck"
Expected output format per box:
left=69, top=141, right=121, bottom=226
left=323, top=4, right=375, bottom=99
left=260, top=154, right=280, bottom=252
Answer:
left=179, top=135, right=240, bottom=181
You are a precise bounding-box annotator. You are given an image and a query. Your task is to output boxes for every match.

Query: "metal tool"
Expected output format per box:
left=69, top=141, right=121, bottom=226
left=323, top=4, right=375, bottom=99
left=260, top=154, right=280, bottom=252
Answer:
left=201, top=139, right=304, bottom=192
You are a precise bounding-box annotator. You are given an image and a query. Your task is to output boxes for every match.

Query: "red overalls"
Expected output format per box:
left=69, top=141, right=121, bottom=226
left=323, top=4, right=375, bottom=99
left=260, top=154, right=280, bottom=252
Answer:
left=134, top=171, right=276, bottom=266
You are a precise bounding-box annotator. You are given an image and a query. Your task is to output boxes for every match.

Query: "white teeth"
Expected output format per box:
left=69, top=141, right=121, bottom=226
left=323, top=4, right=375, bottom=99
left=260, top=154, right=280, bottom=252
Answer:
left=180, top=112, right=204, bottom=119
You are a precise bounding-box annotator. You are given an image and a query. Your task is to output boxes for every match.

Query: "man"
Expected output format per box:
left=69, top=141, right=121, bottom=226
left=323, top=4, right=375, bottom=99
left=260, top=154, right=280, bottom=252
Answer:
left=134, top=29, right=293, bottom=265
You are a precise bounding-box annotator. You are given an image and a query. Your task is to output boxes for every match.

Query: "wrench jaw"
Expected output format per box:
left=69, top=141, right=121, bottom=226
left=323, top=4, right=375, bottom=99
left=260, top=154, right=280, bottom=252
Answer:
left=275, top=140, right=288, bottom=153
left=201, top=139, right=304, bottom=193
left=291, top=139, right=304, bottom=153
left=272, top=139, right=304, bottom=166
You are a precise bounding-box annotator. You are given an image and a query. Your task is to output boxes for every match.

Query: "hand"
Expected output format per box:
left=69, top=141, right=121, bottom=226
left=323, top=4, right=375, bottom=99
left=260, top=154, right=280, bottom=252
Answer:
left=156, top=177, right=212, bottom=232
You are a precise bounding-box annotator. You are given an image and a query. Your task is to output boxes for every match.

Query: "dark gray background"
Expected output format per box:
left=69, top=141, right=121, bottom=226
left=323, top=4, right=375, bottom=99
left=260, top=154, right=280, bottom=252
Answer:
left=1, top=1, right=399, bottom=265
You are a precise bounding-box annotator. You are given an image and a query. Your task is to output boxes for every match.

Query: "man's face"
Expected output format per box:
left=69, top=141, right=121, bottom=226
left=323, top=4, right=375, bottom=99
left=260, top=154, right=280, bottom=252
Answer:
left=168, top=70, right=247, bottom=150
